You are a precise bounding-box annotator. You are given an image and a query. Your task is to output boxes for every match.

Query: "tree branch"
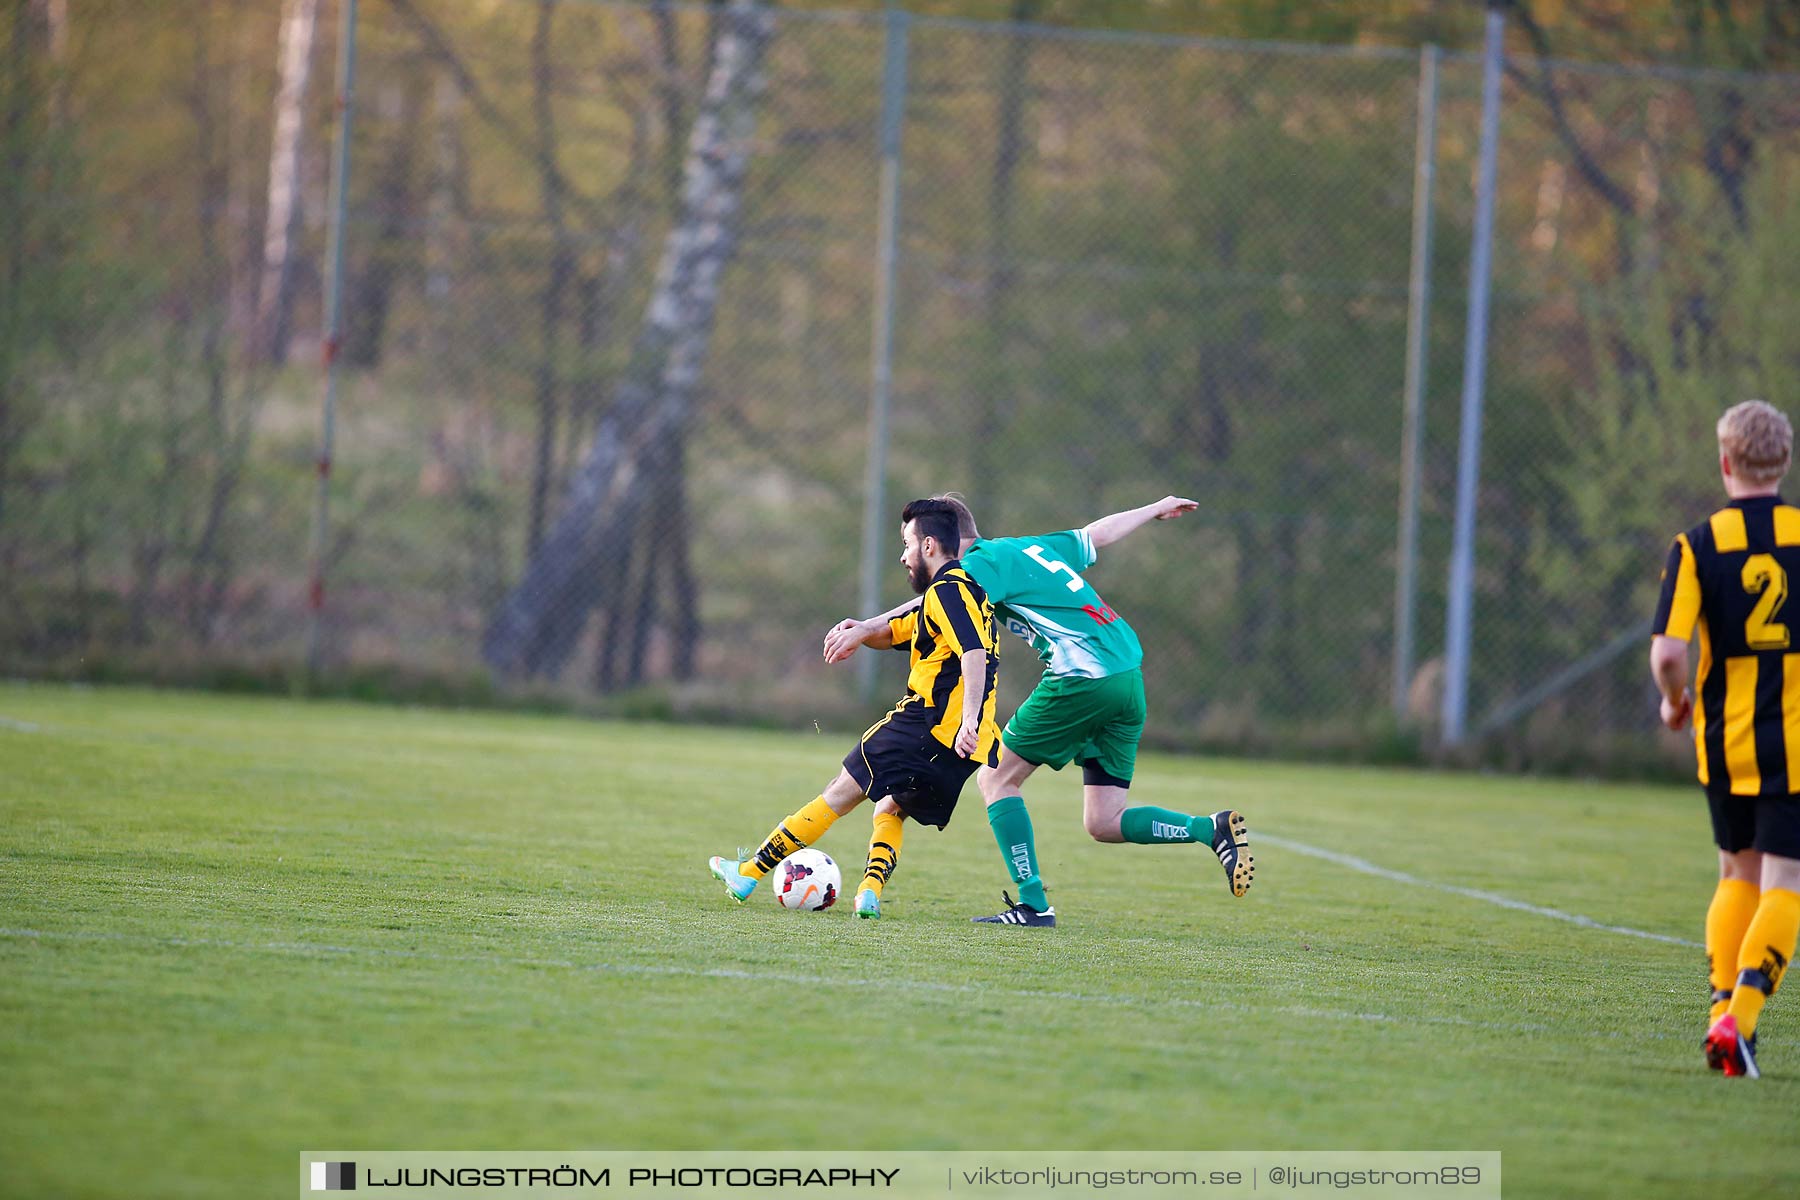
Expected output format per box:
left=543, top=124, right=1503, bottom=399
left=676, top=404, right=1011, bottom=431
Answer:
left=380, top=0, right=612, bottom=227
left=1501, top=0, right=1636, bottom=218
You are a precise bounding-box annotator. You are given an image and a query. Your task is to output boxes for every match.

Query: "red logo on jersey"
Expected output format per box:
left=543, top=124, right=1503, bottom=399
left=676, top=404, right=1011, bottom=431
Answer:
left=1082, top=603, right=1119, bottom=626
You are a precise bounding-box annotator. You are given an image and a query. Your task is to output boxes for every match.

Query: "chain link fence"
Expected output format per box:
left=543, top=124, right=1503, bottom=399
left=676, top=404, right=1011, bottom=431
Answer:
left=3, top=0, right=1797, bottom=772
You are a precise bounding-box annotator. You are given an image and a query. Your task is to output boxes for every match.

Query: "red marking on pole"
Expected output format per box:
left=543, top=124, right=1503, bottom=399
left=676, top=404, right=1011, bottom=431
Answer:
left=308, top=576, right=325, bottom=611
left=321, top=334, right=340, bottom=366
left=316, top=456, right=332, bottom=479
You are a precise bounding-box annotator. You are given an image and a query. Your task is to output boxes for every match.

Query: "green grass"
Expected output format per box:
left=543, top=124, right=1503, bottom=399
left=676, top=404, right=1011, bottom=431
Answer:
left=1, top=682, right=1793, bottom=1199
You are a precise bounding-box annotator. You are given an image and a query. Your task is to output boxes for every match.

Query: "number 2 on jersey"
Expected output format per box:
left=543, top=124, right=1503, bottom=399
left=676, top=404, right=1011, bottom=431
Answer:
left=1742, top=553, right=1790, bottom=650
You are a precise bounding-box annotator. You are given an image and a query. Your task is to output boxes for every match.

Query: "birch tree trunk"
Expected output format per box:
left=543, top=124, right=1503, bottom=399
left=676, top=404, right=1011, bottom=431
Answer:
left=254, top=0, right=320, bottom=364
left=482, top=0, right=772, bottom=681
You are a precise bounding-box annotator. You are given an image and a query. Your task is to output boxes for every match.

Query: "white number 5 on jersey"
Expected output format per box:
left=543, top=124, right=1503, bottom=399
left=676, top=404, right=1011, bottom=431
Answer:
left=1025, top=544, right=1084, bottom=593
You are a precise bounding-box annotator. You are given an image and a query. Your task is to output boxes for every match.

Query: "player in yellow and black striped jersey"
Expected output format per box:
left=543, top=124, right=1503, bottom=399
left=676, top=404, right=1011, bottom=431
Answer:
left=1651, top=400, right=1800, bottom=1079
left=1656, top=497, right=1800, bottom=797
left=708, top=499, right=1001, bottom=921
left=856, top=560, right=1003, bottom=791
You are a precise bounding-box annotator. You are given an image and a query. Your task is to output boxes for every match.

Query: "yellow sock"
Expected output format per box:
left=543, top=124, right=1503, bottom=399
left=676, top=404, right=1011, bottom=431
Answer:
left=1706, top=879, right=1761, bottom=1020
left=743, top=796, right=840, bottom=879
left=1727, top=887, right=1800, bottom=1039
left=860, top=811, right=904, bottom=898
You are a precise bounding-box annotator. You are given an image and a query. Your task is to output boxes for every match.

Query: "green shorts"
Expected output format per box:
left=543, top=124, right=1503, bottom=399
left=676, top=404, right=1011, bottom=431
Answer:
left=1001, top=669, right=1146, bottom=785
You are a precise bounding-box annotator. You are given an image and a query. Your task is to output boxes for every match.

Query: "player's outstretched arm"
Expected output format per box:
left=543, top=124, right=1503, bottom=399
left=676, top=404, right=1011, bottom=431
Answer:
left=1082, top=495, right=1199, bottom=550
left=823, top=604, right=913, bottom=664
left=870, top=597, right=923, bottom=624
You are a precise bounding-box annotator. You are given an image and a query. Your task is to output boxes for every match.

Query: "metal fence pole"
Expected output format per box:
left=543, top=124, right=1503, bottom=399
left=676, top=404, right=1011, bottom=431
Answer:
left=1392, top=42, right=1440, bottom=721
left=1441, top=5, right=1505, bottom=744
left=856, top=6, right=911, bottom=701
left=304, top=0, right=358, bottom=682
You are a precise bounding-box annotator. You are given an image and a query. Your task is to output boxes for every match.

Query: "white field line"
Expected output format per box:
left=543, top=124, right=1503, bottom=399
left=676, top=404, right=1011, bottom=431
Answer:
left=0, top=715, right=41, bottom=733
left=1258, top=833, right=1701, bottom=949
left=0, top=925, right=1681, bottom=1041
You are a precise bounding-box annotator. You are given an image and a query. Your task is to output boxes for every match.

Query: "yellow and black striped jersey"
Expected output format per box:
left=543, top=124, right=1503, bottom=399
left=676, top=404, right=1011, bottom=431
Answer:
left=1655, top=496, right=1800, bottom=796
left=884, top=562, right=1002, bottom=762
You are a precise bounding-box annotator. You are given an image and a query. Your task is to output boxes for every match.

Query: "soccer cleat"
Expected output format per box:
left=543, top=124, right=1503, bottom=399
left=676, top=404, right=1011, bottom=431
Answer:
left=709, top=855, right=758, bottom=903
left=1704, top=1013, right=1760, bottom=1078
left=1210, top=809, right=1254, bottom=897
left=854, top=888, right=881, bottom=920
left=972, top=891, right=1056, bottom=927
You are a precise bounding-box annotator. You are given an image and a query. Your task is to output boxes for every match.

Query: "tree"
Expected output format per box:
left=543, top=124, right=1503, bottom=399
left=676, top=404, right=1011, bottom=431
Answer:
left=482, top=0, right=773, bottom=681
left=342, top=64, right=427, bottom=368
left=179, top=0, right=266, bottom=641
left=0, top=0, right=34, bottom=547
left=253, top=0, right=320, bottom=365
left=1522, top=154, right=1800, bottom=722
left=524, top=0, right=573, bottom=559
left=593, top=0, right=703, bottom=690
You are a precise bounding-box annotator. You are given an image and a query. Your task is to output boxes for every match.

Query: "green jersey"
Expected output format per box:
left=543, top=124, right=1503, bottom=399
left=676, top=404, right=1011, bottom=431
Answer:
left=959, top=529, right=1143, bottom=679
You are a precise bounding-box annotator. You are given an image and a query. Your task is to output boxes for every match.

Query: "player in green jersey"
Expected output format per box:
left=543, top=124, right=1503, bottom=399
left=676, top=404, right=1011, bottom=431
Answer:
left=825, top=494, right=1252, bottom=925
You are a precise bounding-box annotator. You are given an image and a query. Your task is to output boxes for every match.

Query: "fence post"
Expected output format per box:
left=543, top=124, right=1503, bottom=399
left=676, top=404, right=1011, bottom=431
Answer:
left=1441, top=4, right=1505, bottom=744
left=304, top=0, right=359, bottom=683
left=1393, top=42, right=1440, bottom=721
left=857, top=5, right=911, bottom=701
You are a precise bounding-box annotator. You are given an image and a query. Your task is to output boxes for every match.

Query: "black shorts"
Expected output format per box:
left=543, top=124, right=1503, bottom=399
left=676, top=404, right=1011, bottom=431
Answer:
left=843, top=709, right=983, bottom=830
left=1706, top=785, right=1800, bottom=859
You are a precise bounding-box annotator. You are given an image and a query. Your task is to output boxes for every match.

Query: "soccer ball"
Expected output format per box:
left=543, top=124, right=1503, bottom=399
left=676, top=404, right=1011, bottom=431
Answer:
left=772, top=848, right=841, bottom=911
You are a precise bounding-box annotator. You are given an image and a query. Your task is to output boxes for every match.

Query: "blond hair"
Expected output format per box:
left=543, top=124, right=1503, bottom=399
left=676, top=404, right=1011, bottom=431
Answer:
left=931, top=492, right=980, bottom=540
left=1718, top=400, right=1793, bottom=485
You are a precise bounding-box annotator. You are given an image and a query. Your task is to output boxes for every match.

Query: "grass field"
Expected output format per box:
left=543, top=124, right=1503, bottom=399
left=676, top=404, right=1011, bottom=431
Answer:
left=2, top=682, right=1795, bottom=1199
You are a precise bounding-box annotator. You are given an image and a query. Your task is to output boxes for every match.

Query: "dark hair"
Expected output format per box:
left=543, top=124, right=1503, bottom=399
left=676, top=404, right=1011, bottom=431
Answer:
left=901, top=498, right=961, bottom=557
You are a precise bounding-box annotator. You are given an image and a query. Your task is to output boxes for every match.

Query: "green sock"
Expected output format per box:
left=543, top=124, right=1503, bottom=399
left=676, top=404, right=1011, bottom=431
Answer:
left=1119, top=806, right=1213, bottom=845
left=986, top=795, right=1047, bottom=912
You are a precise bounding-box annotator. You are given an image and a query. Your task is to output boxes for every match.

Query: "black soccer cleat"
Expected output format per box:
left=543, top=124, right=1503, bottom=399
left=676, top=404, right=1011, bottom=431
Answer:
left=972, top=891, right=1056, bottom=927
left=1210, top=809, right=1254, bottom=897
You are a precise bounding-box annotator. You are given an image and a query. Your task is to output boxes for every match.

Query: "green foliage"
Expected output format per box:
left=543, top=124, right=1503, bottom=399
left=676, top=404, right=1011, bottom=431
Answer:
left=890, top=34, right=1420, bottom=721
left=1503, top=113, right=1800, bottom=719
left=6, top=1, right=1799, bottom=769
